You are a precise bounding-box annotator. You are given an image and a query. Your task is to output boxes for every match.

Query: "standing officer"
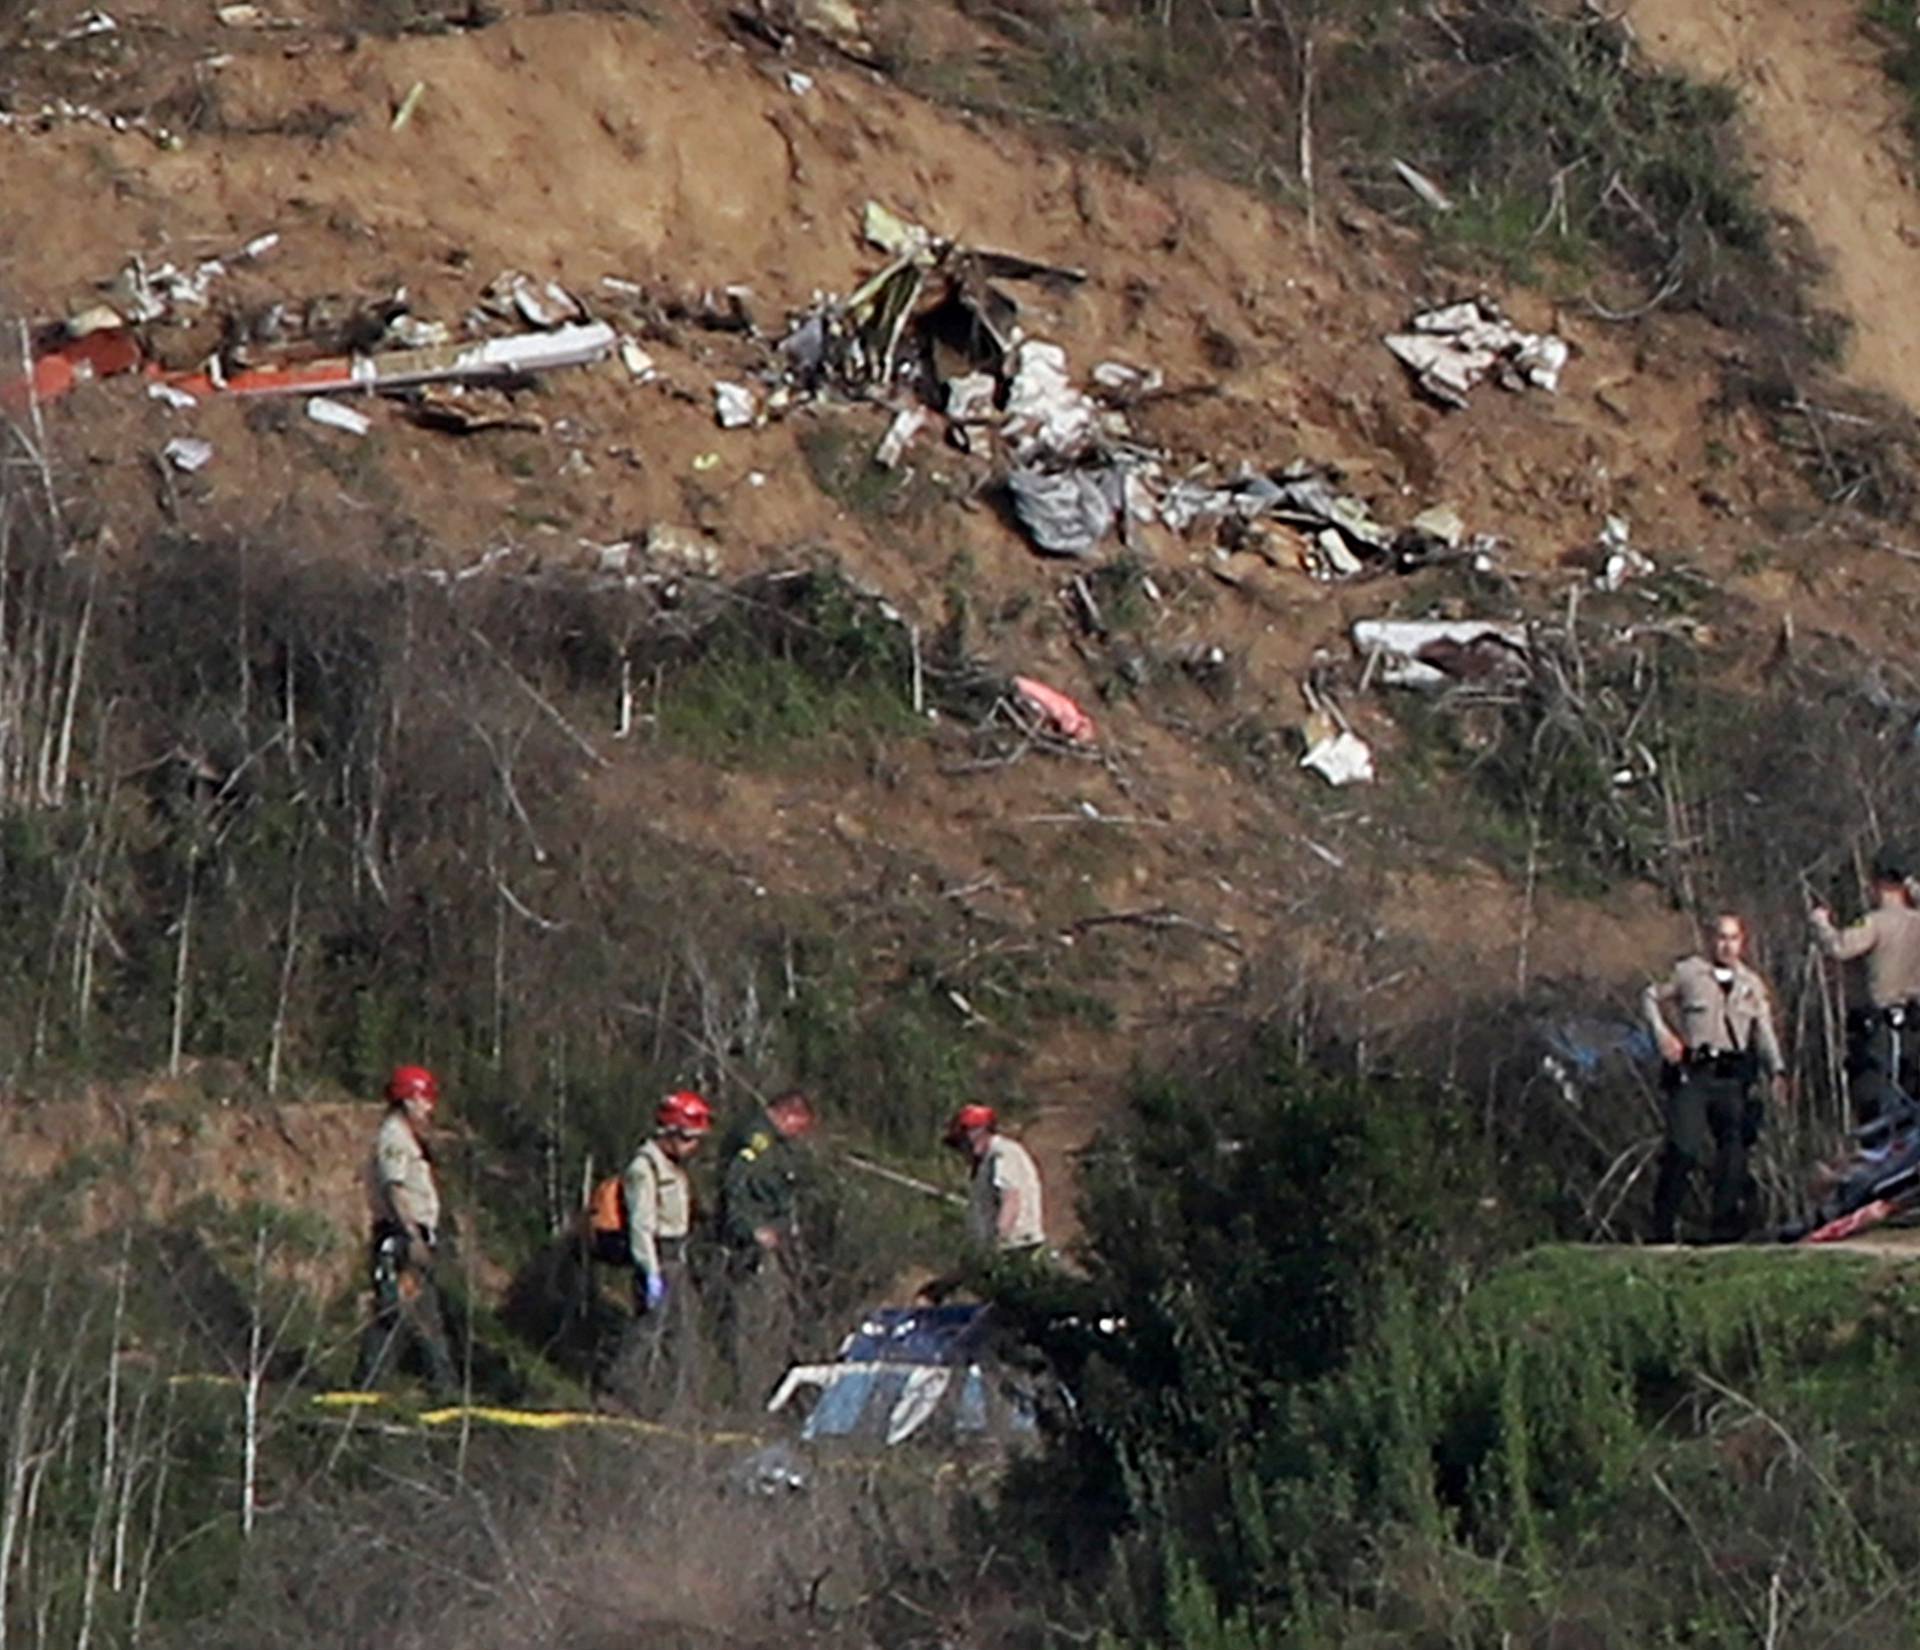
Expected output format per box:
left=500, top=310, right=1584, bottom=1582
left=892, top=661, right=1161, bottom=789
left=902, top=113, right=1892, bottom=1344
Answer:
left=355, top=1064, right=458, bottom=1394
left=719, top=1089, right=817, bottom=1404
left=1811, top=852, right=1920, bottom=1119
left=608, top=1090, right=711, bottom=1409
left=1643, top=913, right=1786, bottom=1243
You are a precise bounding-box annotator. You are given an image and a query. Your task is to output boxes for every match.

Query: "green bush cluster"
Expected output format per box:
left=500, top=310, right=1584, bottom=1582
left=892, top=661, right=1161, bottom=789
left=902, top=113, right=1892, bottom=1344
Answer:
left=991, top=1044, right=1920, bottom=1647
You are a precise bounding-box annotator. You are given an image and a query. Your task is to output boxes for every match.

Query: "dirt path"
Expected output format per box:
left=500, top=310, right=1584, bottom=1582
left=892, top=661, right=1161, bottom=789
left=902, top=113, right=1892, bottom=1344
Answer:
left=1623, top=0, right=1920, bottom=409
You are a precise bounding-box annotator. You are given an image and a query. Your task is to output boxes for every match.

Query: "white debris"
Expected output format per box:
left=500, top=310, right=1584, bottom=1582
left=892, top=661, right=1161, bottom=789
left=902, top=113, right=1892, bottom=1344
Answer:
left=1594, top=515, right=1655, bottom=591
left=485, top=271, right=583, bottom=330
left=1091, top=360, right=1165, bottom=396
left=147, top=382, right=198, bottom=410
left=1301, top=726, right=1375, bottom=787
left=875, top=405, right=929, bottom=468
left=162, top=436, right=212, bottom=473
left=1392, top=158, right=1454, bottom=213
left=785, top=69, right=815, bottom=96
left=61, top=10, right=118, bottom=39
left=618, top=338, right=657, bottom=382
left=306, top=396, right=371, bottom=437
left=1351, top=618, right=1530, bottom=689
left=1003, top=340, right=1097, bottom=460
left=644, top=524, right=721, bottom=576
left=388, top=315, right=451, bottom=349
left=1384, top=300, right=1569, bottom=408
left=945, top=372, right=997, bottom=423
left=714, top=382, right=758, bottom=429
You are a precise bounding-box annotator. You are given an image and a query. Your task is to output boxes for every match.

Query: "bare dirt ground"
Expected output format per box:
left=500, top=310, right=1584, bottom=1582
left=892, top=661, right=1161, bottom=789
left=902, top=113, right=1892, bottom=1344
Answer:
left=1624, top=0, right=1920, bottom=412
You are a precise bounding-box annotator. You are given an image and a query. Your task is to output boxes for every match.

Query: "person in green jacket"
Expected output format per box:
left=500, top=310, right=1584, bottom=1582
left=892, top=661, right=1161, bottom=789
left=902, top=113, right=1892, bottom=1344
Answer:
left=718, top=1089, right=817, bottom=1405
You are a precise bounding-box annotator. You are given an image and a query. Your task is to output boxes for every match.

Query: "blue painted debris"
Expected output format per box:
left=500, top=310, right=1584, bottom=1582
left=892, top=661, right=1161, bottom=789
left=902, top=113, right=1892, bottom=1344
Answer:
left=766, top=1305, right=1037, bottom=1444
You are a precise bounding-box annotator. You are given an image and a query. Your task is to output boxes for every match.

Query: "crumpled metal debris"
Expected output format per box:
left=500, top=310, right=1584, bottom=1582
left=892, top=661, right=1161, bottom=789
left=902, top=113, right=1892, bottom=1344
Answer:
left=1007, top=467, right=1122, bottom=559
left=1384, top=300, right=1569, bottom=408
left=1351, top=618, right=1530, bottom=689
left=714, top=381, right=759, bottom=429
left=1003, top=340, right=1099, bottom=460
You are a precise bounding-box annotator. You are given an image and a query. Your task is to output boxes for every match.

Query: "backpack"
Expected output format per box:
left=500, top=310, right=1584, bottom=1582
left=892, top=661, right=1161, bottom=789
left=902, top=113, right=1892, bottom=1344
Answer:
left=586, top=1174, right=627, bottom=1237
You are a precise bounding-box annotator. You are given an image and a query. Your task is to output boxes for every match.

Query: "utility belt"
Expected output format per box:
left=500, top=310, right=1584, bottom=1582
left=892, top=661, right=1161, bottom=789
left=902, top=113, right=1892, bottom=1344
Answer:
left=1680, top=1046, right=1758, bottom=1083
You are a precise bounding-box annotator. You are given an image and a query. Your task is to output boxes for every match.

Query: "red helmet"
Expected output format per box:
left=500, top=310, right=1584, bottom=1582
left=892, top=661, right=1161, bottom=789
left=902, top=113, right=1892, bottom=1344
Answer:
left=386, top=1065, right=440, bottom=1107
left=656, top=1090, right=713, bottom=1136
left=944, top=1103, right=996, bottom=1145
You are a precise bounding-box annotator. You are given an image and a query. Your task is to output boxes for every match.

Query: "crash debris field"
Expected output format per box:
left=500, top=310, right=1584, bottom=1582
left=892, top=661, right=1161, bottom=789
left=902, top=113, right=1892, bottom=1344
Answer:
left=4, top=0, right=1920, bottom=1235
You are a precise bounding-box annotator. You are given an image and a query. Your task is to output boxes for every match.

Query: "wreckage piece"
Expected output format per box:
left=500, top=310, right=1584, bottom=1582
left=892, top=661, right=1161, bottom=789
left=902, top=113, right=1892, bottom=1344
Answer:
left=1007, top=466, right=1122, bottom=558
left=1011, top=675, right=1097, bottom=744
left=0, top=326, right=142, bottom=413
left=1300, top=726, right=1374, bottom=787
left=765, top=1305, right=1036, bottom=1446
left=1351, top=617, right=1530, bottom=689
left=405, top=387, right=546, bottom=435
left=157, top=320, right=616, bottom=400
left=1384, top=300, right=1569, bottom=409
left=1003, top=340, right=1098, bottom=460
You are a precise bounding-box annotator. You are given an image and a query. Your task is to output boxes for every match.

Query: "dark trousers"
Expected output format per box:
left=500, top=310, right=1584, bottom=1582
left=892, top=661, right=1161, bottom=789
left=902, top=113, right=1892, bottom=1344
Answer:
left=723, top=1250, right=799, bottom=1410
left=1652, top=1070, right=1758, bottom=1243
left=1847, top=1013, right=1916, bottom=1121
left=354, top=1225, right=457, bottom=1395
left=603, top=1245, right=697, bottom=1415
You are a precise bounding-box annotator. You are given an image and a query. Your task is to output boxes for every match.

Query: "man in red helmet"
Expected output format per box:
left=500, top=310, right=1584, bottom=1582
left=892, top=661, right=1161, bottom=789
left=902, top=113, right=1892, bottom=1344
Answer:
left=944, top=1103, right=1047, bottom=1255
left=607, top=1090, right=712, bottom=1409
left=354, top=1064, right=458, bottom=1394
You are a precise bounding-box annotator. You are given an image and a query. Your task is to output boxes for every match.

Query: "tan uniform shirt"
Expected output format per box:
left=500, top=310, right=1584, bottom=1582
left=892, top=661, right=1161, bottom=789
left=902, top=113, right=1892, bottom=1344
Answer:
left=966, top=1134, right=1046, bottom=1252
left=623, top=1138, right=691, bottom=1277
left=366, top=1109, right=441, bottom=1237
left=1812, top=903, right=1920, bottom=1008
left=1642, top=956, right=1783, bottom=1077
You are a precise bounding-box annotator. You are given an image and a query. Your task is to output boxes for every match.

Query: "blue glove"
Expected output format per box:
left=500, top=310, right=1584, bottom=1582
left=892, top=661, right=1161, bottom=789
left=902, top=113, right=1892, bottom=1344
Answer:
left=634, top=1270, right=667, bottom=1314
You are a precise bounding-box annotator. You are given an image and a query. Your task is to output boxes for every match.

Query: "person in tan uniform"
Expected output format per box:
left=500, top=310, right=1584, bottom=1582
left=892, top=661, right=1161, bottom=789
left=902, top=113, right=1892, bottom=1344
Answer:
left=606, top=1090, right=711, bottom=1410
left=1643, top=913, right=1785, bottom=1243
left=354, top=1065, right=458, bottom=1394
left=1811, top=853, right=1920, bottom=1119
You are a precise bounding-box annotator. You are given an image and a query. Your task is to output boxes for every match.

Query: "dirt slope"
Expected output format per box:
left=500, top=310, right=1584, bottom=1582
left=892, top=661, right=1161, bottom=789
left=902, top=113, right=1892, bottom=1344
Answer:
left=4, top=0, right=1917, bottom=1232
left=1624, top=0, right=1920, bottom=410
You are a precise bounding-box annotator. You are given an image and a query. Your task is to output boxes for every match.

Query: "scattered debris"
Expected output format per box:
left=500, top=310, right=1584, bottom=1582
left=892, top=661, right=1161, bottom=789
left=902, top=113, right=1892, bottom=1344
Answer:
left=162, top=436, right=213, bottom=474
left=785, top=69, right=814, bottom=96
left=1351, top=617, right=1530, bottom=689
left=1011, top=675, right=1097, bottom=744
left=391, top=80, right=426, bottom=132
left=159, top=320, right=616, bottom=399
left=644, top=524, right=722, bottom=577
left=714, top=381, right=759, bottom=429
left=1392, top=158, right=1454, bottom=214
left=147, top=381, right=198, bottom=411
left=306, top=395, right=371, bottom=437
left=1384, top=300, right=1569, bottom=408
left=1007, top=467, right=1122, bottom=559
left=618, top=338, right=657, bottom=382
left=1300, top=703, right=1374, bottom=787
left=483, top=271, right=584, bottom=331
left=874, top=405, right=929, bottom=469
left=1594, top=515, right=1655, bottom=591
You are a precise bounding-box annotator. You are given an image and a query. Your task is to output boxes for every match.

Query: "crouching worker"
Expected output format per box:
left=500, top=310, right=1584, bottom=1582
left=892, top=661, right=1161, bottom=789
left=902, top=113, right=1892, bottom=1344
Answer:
left=600, top=1090, right=712, bottom=1410
left=1643, top=913, right=1787, bottom=1244
left=354, top=1064, right=459, bottom=1395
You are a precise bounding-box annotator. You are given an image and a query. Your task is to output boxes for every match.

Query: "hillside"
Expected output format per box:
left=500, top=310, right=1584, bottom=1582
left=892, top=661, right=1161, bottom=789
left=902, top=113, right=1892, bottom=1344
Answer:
left=7, top=0, right=1920, bottom=1645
